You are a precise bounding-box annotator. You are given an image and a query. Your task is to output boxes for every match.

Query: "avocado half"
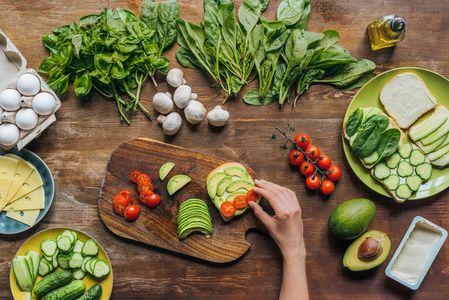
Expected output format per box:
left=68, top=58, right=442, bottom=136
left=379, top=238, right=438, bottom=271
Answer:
left=343, top=230, right=391, bottom=271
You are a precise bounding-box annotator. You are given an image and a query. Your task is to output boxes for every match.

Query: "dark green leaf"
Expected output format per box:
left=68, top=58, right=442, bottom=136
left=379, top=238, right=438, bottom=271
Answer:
left=74, top=70, right=92, bottom=97
left=342, top=73, right=376, bottom=90
left=243, top=89, right=277, bottom=105
left=375, top=128, right=401, bottom=164
left=140, top=0, right=158, bottom=30
left=345, top=108, right=364, bottom=137
left=48, top=74, right=69, bottom=95
left=352, top=115, right=390, bottom=158
left=80, top=14, right=102, bottom=26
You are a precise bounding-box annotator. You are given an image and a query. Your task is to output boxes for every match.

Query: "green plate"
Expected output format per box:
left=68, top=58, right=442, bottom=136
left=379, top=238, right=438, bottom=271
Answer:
left=342, top=67, right=449, bottom=200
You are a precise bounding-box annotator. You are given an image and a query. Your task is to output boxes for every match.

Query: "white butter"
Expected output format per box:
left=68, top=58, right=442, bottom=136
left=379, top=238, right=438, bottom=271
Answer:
left=390, top=222, right=441, bottom=283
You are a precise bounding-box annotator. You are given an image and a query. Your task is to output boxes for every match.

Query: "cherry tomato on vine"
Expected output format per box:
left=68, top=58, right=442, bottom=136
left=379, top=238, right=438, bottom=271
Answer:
left=140, top=190, right=155, bottom=204
left=138, top=181, right=154, bottom=193
left=130, top=171, right=141, bottom=183
left=300, top=161, right=315, bottom=177
left=317, top=155, right=332, bottom=170
left=327, top=165, right=342, bottom=181
left=113, top=195, right=130, bottom=215
left=289, top=150, right=304, bottom=166
left=137, top=174, right=151, bottom=185
left=146, top=194, right=161, bottom=208
left=246, top=190, right=258, bottom=202
left=220, top=201, right=236, bottom=218
left=117, top=190, right=132, bottom=201
left=305, top=175, right=320, bottom=190
left=294, top=134, right=310, bottom=150
left=305, top=145, right=320, bottom=161
left=321, top=179, right=335, bottom=195
left=233, top=195, right=248, bottom=209
left=124, top=205, right=141, bottom=221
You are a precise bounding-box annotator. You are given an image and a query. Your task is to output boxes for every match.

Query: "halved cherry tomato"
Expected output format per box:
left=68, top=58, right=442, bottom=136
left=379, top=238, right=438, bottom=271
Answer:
left=317, top=155, right=332, bottom=170
left=124, top=205, right=141, bottom=221
left=305, top=145, right=320, bottom=161
left=220, top=201, right=236, bottom=218
left=327, top=165, right=342, bottom=181
left=321, top=179, right=335, bottom=195
left=233, top=195, right=248, bottom=209
left=246, top=190, right=258, bottom=202
left=139, top=190, right=154, bottom=204
left=300, top=161, right=315, bottom=176
left=117, top=190, right=132, bottom=201
left=130, top=171, right=141, bottom=183
left=288, top=150, right=304, bottom=166
left=146, top=194, right=161, bottom=208
left=294, top=134, right=310, bottom=150
left=305, top=175, right=320, bottom=190
left=137, top=173, right=151, bottom=185
left=113, top=195, right=130, bottom=216
left=129, top=197, right=137, bottom=206
left=138, top=181, right=154, bottom=193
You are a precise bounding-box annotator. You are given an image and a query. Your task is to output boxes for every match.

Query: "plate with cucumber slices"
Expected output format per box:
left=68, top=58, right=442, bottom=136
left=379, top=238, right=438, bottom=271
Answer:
left=343, top=67, right=449, bottom=200
left=10, top=227, right=112, bottom=300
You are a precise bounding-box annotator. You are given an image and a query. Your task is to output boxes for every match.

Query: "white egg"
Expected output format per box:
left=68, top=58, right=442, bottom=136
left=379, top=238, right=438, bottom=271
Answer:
left=17, top=73, right=41, bottom=96
left=15, top=108, right=39, bottom=130
left=0, top=89, right=21, bottom=111
left=32, top=92, right=56, bottom=115
left=0, top=123, right=20, bottom=146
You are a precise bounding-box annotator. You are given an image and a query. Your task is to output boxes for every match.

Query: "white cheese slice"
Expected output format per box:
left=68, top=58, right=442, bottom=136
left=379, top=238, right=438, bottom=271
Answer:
left=7, top=170, right=43, bottom=205
left=4, top=154, right=35, bottom=204
left=0, top=156, right=19, bottom=210
left=3, top=186, right=45, bottom=211
left=5, top=209, right=40, bottom=227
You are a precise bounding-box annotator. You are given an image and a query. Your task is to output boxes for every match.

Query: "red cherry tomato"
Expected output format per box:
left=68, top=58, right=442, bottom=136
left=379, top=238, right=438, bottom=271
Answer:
left=140, top=190, right=154, bottom=204
left=137, top=174, right=151, bottom=185
left=246, top=190, right=258, bottom=202
left=113, top=195, right=130, bottom=216
left=288, top=150, right=304, bottom=166
left=146, top=194, right=161, bottom=208
left=137, top=181, right=154, bottom=193
left=130, top=171, right=141, bottom=183
left=317, top=155, right=332, bottom=170
left=117, top=190, right=132, bottom=201
left=124, top=205, right=141, bottom=221
left=305, top=175, right=320, bottom=190
left=220, top=201, right=236, bottom=218
left=300, top=161, right=315, bottom=176
left=233, top=195, right=248, bottom=210
left=305, top=145, right=320, bottom=161
left=321, top=179, right=335, bottom=195
left=294, top=134, right=310, bottom=150
left=129, top=197, right=137, bottom=206
left=327, top=165, right=342, bottom=181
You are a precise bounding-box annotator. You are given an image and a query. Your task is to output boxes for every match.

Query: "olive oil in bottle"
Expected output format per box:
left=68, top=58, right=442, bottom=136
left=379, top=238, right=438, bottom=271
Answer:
left=367, top=14, right=405, bottom=50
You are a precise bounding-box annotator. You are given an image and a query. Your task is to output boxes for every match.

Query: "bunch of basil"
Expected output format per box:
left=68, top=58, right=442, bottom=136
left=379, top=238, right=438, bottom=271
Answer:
left=38, top=0, right=180, bottom=124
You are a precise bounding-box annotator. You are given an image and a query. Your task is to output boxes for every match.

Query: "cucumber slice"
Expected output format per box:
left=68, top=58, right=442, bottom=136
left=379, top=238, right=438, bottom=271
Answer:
left=434, top=133, right=449, bottom=151
left=12, top=257, right=33, bottom=292
left=57, top=253, right=71, bottom=270
left=416, top=163, right=432, bottom=180
left=82, top=239, right=99, bottom=256
left=57, top=236, right=72, bottom=253
left=363, top=151, right=379, bottom=165
left=416, top=134, right=446, bottom=154
left=383, top=174, right=400, bottom=190
left=40, top=239, right=57, bottom=257
left=25, top=250, right=40, bottom=283
left=69, top=252, right=84, bottom=269
left=52, top=249, right=59, bottom=269
left=431, top=152, right=449, bottom=167
left=92, top=260, right=110, bottom=278
left=72, top=268, right=86, bottom=280
left=398, top=143, right=413, bottom=159
left=397, top=161, right=414, bottom=177
left=421, top=117, right=449, bottom=145
left=86, top=259, right=99, bottom=275
left=409, top=111, right=447, bottom=141
left=159, top=162, right=175, bottom=181
left=73, top=239, right=84, bottom=253
left=410, top=149, right=426, bottom=166
left=406, top=175, right=422, bottom=192
left=428, top=142, right=449, bottom=161
left=396, top=184, right=412, bottom=199
left=59, top=230, right=75, bottom=245
left=373, top=163, right=390, bottom=180
left=385, top=152, right=401, bottom=169
left=37, top=259, right=50, bottom=277
left=81, top=257, right=93, bottom=272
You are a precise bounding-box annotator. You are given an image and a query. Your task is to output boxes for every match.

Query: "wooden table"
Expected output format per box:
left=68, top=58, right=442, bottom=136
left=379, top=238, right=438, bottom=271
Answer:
left=1, top=0, right=449, bottom=299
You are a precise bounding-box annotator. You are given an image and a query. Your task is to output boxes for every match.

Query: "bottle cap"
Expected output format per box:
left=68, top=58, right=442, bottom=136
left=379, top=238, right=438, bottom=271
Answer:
left=391, top=18, right=406, bottom=32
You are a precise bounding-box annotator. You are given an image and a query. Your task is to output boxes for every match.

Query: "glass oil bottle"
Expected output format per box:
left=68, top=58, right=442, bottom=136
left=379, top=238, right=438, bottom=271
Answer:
left=367, top=14, right=405, bottom=50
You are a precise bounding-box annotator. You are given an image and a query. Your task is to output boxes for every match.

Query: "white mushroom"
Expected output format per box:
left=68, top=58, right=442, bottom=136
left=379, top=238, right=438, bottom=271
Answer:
left=157, top=112, right=182, bottom=135
left=173, top=85, right=197, bottom=109
left=184, top=100, right=206, bottom=124
left=153, top=92, right=173, bottom=114
left=207, top=106, right=230, bottom=127
left=166, top=68, right=187, bottom=88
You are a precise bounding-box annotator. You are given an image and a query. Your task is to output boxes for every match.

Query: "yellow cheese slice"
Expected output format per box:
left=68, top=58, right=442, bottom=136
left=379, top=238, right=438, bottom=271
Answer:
left=7, top=170, right=44, bottom=205
left=3, top=187, right=45, bottom=211
left=4, top=154, right=35, bottom=204
left=0, top=156, right=19, bottom=210
left=5, top=209, right=40, bottom=227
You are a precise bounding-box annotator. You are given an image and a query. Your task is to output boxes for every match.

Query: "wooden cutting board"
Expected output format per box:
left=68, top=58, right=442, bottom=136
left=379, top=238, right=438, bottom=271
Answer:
left=98, top=138, right=268, bottom=263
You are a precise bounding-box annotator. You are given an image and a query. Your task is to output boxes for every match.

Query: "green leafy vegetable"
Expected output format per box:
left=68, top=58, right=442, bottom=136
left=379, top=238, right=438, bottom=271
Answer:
left=345, top=108, right=364, bottom=137
left=375, top=128, right=401, bottom=164
left=352, top=115, right=389, bottom=158
left=243, top=89, right=276, bottom=105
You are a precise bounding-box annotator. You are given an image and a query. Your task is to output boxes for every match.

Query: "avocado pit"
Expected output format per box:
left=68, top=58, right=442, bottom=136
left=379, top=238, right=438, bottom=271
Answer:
left=357, top=237, right=383, bottom=261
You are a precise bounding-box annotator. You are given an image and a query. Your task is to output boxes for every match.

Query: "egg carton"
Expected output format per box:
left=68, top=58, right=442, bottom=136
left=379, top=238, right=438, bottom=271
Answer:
left=0, top=29, right=61, bottom=150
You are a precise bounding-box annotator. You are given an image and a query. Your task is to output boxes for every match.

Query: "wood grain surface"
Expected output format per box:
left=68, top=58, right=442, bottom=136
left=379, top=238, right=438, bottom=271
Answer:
left=98, top=138, right=267, bottom=263
left=1, top=0, right=449, bottom=299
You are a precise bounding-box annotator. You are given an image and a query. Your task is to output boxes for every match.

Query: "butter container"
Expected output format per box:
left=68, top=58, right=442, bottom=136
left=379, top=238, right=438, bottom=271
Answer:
left=385, top=216, right=447, bottom=290
left=0, top=29, right=61, bottom=150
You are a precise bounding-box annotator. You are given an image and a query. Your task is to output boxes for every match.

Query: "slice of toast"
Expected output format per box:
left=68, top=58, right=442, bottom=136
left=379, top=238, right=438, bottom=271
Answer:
left=380, top=72, right=437, bottom=129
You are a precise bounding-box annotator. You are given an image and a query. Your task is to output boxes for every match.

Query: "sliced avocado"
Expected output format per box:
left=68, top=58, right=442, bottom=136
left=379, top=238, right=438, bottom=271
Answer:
left=223, top=166, right=250, bottom=180
left=343, top=230, right=391, bottom=271
left=216, top=177, right=232, bottom=197
left=167, top=175, right=191, bottom=196
left=213, top=196, right=225, bottom=208
left=179, top=227, right=212, bottom=240
left=206, top=172, right=227, bottom=199
left=226, top=180, right=254, bottom=193
left=179, top=199, right=208, bottom=210
left=178, top=220, right=213, bottom=235
left=159, top=162, right=175, bottom=181
left=178, top=209, right=211, bottom=224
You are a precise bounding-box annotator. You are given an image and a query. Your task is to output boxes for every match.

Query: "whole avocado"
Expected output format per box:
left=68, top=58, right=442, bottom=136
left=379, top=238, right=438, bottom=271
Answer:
left=328, top=198, right=376, bottom=240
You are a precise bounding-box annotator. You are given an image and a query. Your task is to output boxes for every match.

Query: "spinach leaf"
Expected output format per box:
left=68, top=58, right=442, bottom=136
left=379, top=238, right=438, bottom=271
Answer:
left=156, top=0, right=180, bottom=51
left=315, top=59, right=375, bottom=87
left=375, top=128, right=401, bottom=164
left=277, top=0, right=310, bottom=28
left=352, top=115, right=389, bottom=158
left=345, top=108, right=364, bottom=137
left=140, top=0, right=158, bottom=30
left=243, top=88, right=276, bottom=105
left=342, top=73, right=376, bottom=91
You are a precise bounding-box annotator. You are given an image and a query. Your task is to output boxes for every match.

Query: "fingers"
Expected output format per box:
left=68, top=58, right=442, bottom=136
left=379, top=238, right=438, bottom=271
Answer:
left=254, top=180, right=296, bottom=209
left=248, top=201, right=273, bottom=229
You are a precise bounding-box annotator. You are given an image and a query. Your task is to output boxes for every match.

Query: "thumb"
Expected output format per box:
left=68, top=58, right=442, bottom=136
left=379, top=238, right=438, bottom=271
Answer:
left=249, top=201, right=273, bottom=229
